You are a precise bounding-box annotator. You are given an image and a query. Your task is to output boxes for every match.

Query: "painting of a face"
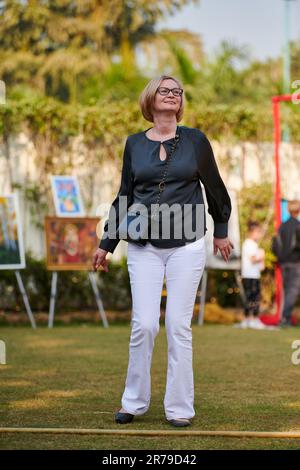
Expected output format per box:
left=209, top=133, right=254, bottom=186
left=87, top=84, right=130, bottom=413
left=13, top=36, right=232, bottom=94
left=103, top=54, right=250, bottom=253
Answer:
left=64, top=224, right=79, bottom=256
left=45, top=216, right=99, bottom=270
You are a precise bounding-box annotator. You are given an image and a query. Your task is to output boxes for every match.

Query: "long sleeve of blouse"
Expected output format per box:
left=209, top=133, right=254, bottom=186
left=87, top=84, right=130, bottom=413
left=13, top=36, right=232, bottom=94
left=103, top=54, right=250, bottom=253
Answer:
left=195, top=131, right=231, bottom=239
left=98, top=126, right=231, bottom=253
left=98, top=137, right=134, bottom=253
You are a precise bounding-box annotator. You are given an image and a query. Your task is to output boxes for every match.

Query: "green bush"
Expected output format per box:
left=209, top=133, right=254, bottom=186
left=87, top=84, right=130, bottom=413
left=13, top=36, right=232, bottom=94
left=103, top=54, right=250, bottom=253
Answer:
left=0, top=252, right=132, bottom=313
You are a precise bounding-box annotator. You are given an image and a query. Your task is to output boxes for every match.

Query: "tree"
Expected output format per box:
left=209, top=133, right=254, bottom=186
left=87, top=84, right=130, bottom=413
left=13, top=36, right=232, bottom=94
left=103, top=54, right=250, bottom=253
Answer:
left=0, top=0, right=201, bottom=102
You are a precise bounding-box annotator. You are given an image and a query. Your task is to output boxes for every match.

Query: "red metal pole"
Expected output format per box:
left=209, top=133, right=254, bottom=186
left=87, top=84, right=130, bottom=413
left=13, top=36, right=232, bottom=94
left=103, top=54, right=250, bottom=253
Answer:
left=258, top=93, right=300, bottom=325
left=260, top=97, right=282, bottom=325
left=273, top=98, right=283, bottom=324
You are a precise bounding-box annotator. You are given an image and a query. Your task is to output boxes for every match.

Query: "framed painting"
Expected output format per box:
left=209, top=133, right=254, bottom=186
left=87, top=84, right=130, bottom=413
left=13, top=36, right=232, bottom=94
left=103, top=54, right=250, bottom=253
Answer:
left=50, top=175, right=85, bottom=217
left=0, top=194, right=25, bottom=269
left=45, top=216, right=99, bottom=271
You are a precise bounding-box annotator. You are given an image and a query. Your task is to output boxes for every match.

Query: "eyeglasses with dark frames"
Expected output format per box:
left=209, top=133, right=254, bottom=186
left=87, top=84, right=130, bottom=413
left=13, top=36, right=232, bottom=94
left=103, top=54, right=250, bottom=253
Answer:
left=156, top=87, right=183, bottom=97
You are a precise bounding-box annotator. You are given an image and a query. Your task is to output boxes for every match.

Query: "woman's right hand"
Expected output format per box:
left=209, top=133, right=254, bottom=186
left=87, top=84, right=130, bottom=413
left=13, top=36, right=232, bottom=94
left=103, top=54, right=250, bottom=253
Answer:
left=92, top=248, right=109, bottom=272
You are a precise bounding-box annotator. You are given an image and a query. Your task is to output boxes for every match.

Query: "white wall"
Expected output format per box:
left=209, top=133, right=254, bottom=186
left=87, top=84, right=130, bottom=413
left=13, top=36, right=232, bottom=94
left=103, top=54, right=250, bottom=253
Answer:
left=1, top=132, right=300, bottom=261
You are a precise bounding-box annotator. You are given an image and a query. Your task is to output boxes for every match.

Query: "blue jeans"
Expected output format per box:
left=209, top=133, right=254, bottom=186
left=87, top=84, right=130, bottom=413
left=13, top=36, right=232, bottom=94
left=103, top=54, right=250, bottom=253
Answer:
left=242, top=278, right=261, bottom=316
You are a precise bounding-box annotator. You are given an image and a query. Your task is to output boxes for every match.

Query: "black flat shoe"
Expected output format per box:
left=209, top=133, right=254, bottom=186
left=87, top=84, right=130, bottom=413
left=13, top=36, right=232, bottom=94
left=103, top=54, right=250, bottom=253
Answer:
left=115, top=410, right=135, bottom=424
left=167, top=418, right=191, bottom=427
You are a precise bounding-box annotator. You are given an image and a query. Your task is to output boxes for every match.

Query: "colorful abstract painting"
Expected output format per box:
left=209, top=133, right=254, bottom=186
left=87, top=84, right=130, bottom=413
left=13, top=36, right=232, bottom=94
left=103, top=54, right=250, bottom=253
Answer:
left=50, top=175, right=85, bottom=217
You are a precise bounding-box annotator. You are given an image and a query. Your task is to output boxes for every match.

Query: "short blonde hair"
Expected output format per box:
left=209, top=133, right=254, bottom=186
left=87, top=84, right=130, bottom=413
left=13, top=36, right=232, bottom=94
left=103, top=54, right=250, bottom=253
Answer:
left=139, top=75, right=185, bottom=123
left=288, top=200, right=300, bottom=214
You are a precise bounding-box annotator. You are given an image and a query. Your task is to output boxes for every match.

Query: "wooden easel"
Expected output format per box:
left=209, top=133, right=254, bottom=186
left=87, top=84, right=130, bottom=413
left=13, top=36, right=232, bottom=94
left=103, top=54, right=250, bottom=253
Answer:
left=48, top=271, right=109, bottom=328
left=14, top=270, right=36, bottom=329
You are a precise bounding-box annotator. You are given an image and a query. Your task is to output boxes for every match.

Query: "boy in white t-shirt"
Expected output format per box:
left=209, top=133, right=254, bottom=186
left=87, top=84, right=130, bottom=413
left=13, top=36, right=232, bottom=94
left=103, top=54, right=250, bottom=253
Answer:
left=237, top=221, right=266, bottom=329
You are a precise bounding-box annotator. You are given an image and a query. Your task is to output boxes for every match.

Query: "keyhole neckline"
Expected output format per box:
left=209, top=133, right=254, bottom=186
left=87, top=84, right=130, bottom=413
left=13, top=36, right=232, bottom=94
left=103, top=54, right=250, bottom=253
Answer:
left=144, top=125, right=180, bottom=143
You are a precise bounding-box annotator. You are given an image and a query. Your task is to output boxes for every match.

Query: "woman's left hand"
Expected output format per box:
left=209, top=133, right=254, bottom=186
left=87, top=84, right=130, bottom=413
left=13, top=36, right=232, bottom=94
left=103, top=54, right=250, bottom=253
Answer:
left=213, top=237, right=234, bottom=263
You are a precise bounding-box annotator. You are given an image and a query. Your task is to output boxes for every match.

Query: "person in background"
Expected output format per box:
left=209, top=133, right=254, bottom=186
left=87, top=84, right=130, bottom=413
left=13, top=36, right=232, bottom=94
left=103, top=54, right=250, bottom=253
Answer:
left=237, top=221, right=266, bottom=329
left=272, top=200, right=300, bottom=327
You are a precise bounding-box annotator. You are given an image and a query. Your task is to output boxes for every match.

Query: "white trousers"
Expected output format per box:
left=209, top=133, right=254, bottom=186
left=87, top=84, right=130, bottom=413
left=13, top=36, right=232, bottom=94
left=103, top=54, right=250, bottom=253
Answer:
left=121, top=237, right=206, bottom=420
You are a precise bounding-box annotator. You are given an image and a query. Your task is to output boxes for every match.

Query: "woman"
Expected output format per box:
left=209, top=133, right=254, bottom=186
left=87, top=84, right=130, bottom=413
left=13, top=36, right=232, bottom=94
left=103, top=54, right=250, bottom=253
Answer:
left=92, top=75, right=234, bottom=427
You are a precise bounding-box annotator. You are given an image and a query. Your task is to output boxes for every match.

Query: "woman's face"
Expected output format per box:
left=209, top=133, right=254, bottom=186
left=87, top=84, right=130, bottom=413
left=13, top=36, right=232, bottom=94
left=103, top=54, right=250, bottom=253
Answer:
left=152, top=79, right=182, bottom=117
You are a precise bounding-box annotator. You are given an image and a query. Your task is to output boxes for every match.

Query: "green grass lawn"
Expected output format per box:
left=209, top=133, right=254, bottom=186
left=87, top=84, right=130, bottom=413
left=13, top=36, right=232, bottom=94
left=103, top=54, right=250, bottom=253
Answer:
left=0, top=323, right=300, bottom=450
